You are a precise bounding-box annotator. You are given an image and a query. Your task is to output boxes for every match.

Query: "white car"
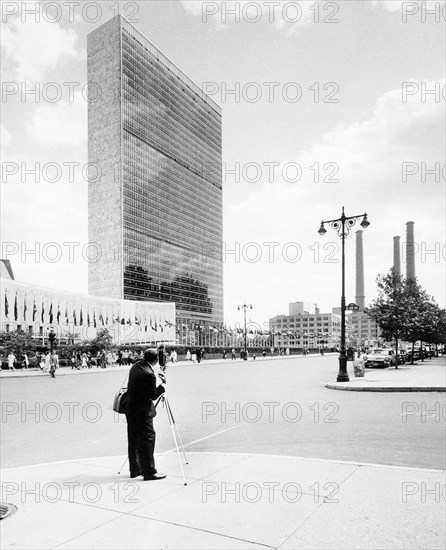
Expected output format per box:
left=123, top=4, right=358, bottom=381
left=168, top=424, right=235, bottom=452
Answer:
left=364, top=349, right=397, bottom=368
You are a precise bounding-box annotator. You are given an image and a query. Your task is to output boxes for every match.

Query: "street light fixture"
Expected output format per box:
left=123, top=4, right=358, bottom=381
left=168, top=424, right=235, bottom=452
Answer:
left=318, top=206, right=370, bottom=382
left=237, top=304, right=252, bottom=358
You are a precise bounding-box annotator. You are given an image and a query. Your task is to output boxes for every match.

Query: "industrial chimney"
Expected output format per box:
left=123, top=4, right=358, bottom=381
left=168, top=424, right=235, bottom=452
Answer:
left=355, top=230, right=365, bottom=310
left=406, top=221, right=416, bottom=279
left=393, top=236, right=401, bottom=276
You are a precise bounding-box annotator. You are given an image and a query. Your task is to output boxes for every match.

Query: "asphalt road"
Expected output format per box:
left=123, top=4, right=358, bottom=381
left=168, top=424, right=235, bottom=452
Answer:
left=1, top=355, right=445, bottom=470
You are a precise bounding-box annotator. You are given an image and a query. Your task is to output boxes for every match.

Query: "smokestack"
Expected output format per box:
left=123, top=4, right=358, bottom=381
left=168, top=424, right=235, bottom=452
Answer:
left=393, top=236, right=401, bottom=276
left=355, top=230, right=365, bottom=311
left=406, top=221, right=415, bottom=279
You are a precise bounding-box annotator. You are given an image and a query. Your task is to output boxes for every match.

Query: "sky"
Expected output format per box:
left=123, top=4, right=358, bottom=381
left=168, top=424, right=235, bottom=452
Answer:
left=1, top=0, right=445, bottom=328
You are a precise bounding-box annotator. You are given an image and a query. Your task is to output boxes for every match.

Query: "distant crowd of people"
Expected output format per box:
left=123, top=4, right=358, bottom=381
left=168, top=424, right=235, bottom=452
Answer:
left=3, top=345, right=330, bottom=376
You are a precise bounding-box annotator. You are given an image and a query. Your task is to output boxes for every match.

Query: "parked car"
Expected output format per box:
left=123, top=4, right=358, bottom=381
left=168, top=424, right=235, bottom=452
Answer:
left=364, top=348, right=397, bottom=368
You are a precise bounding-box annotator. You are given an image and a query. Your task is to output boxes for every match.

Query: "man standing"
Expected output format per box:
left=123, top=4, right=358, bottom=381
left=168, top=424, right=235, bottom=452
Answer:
left=49, top=354, right=57, bottom=378
left=8, top=351, right=16, bottom=370
left=125, top=348, right=166, bottom=481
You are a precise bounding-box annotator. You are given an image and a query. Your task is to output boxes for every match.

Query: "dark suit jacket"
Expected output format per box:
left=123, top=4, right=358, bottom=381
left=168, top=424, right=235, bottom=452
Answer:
left=125, top=359, right=165, bottom=418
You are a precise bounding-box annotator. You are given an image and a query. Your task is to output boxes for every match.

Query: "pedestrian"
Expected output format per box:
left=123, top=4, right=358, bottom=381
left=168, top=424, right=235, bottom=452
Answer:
left=222, top=349, right=227, bottom=360
left=185, top=349, right=191, bottom=361
left=71, top=352, right=76, bottom=369
left=22, top=353, right=29, bottom=370
left=81, top=353, right=88, bottom=368
left=262, top=349, right=266, bottom=358
left=231, top=348, right=236, bottom=360
left=124, top=348, right=166, bottom=481
left=34, top=353, right=42, bottom=370
left=171, top=349, right=177, bottom=363
left=49, top=354, right=57, bottom=378
left=45, top=352, right=51, bottom=372
left=196, top=348, right=202, bottom=364
left=7, top=351, right=16, bottom=370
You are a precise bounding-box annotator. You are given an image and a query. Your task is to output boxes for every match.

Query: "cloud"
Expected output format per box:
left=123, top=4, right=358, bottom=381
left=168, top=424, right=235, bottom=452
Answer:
left=1, top=125, right=12, bottom=147
left=181, top=0, right=314, bottom=33
left=372, top=0, right=445, bottom=13
left=1, top=13, right=83, bottom=82
left=222, top=79, right=446, bottom=323
left=25, top=92, right=87, bottom=147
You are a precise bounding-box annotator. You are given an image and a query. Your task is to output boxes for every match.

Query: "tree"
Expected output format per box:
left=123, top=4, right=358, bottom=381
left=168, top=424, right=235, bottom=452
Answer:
left=89, top=328, right=113, bottom=353
left=365, top=269, right=417, bottom=368
left=428, top=308, right=446, bottom=355
left=0, top=329, right=37, bottom=359
left=399, top=278, right=441, bottom=363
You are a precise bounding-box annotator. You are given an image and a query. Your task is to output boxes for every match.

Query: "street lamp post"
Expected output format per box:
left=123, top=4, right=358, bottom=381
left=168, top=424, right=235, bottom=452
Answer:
left=318, top=207, right=370, bottom=382
left=237, top=304, right=252, bottom=357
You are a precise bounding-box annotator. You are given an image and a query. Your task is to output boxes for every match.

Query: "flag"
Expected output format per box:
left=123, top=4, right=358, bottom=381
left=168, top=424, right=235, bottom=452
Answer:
left=93, top=312, right=97, bottom=328
left=41, top=299, right=45, bottom=322
left=99, top=312, right=104, bottom=325
left=33, top=300, right=37, bottom=321
left=57, top=305, right=61, bottom=323
left=65, top=306, right=68, bottom=323
left=49, top=303, right=53, bottom=324
left=87, top=312, right=90, bottom=326
left=4, top=294, right=9, bottom=317
left=14, top=295, right=18, bottom=320
left=23, top=297, right=27, bottom=321
left=73, top=310, right=77, bottom=326
left=80, top=309, right=83, bottom=325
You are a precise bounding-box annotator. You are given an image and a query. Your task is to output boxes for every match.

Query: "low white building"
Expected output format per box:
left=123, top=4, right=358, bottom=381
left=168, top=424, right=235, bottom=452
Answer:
left=269, top=303, right=341, bottom=349
left=1, top=265, right=175, bottom=345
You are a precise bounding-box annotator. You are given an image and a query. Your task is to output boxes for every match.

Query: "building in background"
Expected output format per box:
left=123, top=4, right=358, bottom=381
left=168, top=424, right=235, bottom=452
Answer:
left=1, top=273, right=175, bottom=345
left=269, top=302, right=342, bottom=350
left=87, top=15, right=223, bottom=335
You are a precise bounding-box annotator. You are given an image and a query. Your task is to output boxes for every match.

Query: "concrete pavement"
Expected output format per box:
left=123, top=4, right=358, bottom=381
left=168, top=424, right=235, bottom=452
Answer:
left=1, top=452, right=445, bottom=549
left=1, top=355, right=445, bottom=549
left=326, top=357, right=446, bottom=392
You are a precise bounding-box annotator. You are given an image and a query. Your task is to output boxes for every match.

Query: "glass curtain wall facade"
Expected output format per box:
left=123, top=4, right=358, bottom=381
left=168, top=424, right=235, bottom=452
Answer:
left=88, top=16, right=223, bottom=325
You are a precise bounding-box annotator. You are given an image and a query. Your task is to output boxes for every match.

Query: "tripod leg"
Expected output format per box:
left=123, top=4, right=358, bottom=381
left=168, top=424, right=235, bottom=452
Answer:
left=163, top=397, right=188, bottom=485
left=118, top=455, right=128, bottom=475
left=165, top=398, right=189, bottom=465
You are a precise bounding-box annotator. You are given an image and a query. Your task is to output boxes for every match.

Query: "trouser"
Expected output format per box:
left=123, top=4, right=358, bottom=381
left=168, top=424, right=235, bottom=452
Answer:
left=125, top=412, right=157, bottom=477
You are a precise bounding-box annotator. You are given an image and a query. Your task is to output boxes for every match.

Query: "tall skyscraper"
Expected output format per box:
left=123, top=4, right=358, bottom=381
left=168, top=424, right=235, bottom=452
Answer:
left=87, top=15, right=223, bottom=325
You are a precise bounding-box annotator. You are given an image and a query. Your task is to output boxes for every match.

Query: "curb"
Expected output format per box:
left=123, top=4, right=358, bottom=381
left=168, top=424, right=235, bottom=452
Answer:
left=325, top=383, right=446, bottom=392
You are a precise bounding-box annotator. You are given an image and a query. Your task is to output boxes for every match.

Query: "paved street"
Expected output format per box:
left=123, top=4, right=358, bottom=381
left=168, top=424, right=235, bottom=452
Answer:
left=2, top=355, right=445, bottom=470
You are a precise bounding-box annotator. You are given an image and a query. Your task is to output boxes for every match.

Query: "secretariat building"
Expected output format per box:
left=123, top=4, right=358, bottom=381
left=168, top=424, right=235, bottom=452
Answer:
left=87, top=16, right=223, bottom=327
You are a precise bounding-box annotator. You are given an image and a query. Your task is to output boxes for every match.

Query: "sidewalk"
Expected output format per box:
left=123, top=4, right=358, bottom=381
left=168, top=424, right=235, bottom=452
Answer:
left=326, top=357, right=446, bottom=392
left=1, top=452, right=444, bottom=549
left=0, top=352, right=336, bottom=379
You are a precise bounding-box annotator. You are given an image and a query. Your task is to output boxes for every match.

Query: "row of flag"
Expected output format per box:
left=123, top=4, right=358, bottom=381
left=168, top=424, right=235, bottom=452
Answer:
left=3, top=293, right=174, bottom=332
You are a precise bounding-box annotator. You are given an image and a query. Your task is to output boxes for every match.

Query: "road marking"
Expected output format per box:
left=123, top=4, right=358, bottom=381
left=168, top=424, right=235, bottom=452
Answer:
left=163, top=427, right=236, bottom=454
left=3, top=448, right=444, bottom=474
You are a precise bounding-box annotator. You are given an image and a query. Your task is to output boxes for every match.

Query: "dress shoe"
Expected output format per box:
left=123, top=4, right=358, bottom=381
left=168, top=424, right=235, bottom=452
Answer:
left=143, top=473, right=166, bottom=481
left=130, top=471, right=142, bottom=478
